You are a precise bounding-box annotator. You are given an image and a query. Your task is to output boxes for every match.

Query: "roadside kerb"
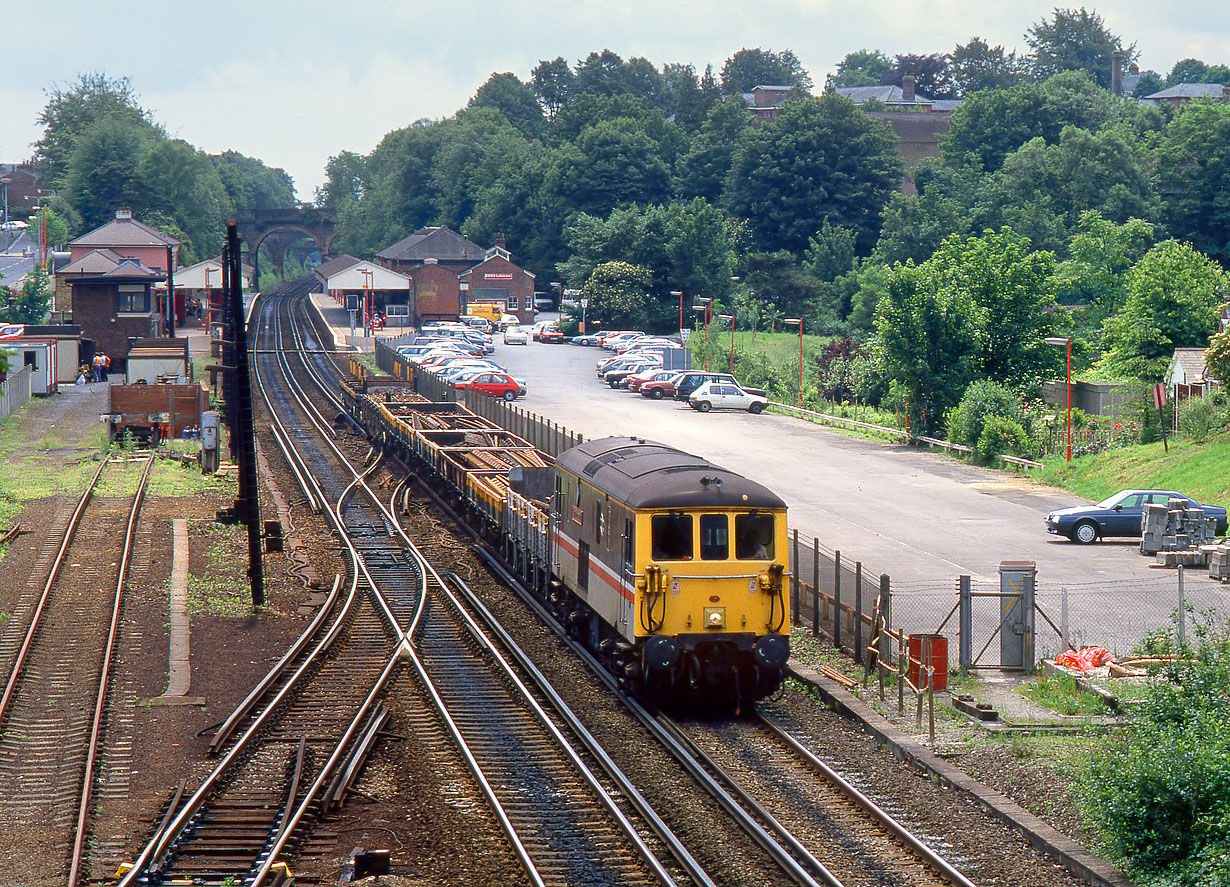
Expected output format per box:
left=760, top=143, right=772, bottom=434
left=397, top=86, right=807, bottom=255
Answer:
left=788, top=660, right=1136, bottom=887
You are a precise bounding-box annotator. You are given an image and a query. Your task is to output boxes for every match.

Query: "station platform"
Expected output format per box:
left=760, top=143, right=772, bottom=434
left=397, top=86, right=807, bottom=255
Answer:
left=305, top=291, right=407, bottom=353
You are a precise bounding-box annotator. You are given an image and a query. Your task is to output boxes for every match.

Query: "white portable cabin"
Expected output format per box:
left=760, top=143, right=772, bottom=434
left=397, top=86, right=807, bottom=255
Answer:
left=1, top=341, right=57, bottom=394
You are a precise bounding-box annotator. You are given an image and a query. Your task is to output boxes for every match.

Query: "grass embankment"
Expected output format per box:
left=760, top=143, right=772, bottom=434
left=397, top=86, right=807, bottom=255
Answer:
left=1040, top=432, right=1230, bottom=505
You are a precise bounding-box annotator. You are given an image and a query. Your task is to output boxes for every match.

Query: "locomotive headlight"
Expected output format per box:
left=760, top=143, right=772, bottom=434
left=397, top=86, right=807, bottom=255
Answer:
left=703, top=606, right=726, bottom=629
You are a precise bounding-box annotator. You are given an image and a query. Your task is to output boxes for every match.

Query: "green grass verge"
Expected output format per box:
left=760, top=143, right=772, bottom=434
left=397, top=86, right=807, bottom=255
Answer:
left=1039, top=432, right=1230, bottom=505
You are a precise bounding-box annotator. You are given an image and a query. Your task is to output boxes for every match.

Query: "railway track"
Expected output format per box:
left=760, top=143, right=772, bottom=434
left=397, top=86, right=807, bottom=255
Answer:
left=0, top=454, right=152, bottom=885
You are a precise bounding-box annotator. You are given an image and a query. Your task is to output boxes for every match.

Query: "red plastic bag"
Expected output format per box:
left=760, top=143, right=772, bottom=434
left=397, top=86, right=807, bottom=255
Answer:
left=1054, top=647, right=1114, bottom=670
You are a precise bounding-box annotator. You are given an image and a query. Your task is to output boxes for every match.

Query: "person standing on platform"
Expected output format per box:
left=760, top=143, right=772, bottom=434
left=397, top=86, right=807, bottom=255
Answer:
left=100, top=352, right=110, bottom=382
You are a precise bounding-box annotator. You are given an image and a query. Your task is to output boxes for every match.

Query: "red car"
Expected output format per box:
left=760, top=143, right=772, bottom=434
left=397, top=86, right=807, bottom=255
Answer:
left=536, top=325, right=565, bottom=343
left=639, top=372, right=684, bottom=400
left=454, top=371, right=523, bottom=401
left=627, top=368, right=675, bottom=392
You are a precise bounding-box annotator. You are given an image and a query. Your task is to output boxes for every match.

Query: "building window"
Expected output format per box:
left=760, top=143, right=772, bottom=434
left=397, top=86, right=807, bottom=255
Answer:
left=117, top=285, right=149, bottom=313
left=507, top=295, right=519, bottom=309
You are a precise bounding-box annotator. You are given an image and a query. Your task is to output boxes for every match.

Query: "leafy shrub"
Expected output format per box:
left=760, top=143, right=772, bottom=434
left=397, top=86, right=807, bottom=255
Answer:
left=947, top=380, right=1025, bottom=447
left=974, top=415, right=1035, bottom=464
left=1082, top=613, right=1230, bottom=883
left=1178, top=392, right=1230, bottom=443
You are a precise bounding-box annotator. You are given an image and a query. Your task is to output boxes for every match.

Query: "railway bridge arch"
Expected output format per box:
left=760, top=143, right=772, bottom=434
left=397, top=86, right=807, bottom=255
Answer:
left=235, top=207, right=338, bottom=286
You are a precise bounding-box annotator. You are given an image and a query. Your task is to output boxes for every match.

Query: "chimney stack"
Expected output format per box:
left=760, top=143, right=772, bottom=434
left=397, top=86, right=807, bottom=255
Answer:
left=1111, top=50, right=1123, bottom=96
left=902, top=74, right=916, bottom=103
left=495, top=232, right=507, bottom=251
left=116, top=207, right=133, bottom=220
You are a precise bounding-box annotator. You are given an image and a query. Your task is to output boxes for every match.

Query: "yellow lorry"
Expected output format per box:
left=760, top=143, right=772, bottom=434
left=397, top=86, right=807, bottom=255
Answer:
left=464, top=302, right=506, bottom=323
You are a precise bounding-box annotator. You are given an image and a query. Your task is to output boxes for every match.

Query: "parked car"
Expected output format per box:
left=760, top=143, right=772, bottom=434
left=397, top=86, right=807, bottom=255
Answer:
left=454, top=371, right=524, bottom=401
left=626, top=368, right=676, bottom=392
left=673, top=371, right=766, bottom=402
left=1046, top=489, right=1229, bottom=543
left=534, top=324, right=565, bottom=343
left=640, top=372, right=684, bottom=400
left=604, top=361, right=660, bottom=388
left=503, top=326, right=530, bottom=345
left=689, top=381, right=768, bottom=413
left=601, top=331, right=647, bottom=350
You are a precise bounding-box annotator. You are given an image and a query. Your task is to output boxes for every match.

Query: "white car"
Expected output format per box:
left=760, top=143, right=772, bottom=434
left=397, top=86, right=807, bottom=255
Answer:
left=689, top=381, right=768, bottom=414
left=503, top=326, right=530, bottom=345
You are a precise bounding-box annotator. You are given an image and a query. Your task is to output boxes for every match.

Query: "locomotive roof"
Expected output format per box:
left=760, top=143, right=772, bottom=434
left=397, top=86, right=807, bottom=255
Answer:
left=557, top=436, right=786, bottom=510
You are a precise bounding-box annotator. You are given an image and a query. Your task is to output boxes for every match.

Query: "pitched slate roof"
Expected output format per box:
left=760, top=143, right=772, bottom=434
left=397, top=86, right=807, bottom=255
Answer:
left=836, top=85, right=932, bottom=105
left=61, top=249, right=164, bottom=280
left=69, top=214, right=180, bottom=248
left=1144, top=83, right=1227, bottom=100
left=314, top=254, right=362, bottom=278
left=1168, top=348, right=1211, bottom=384
left=376, top=226, right=485, bottom=263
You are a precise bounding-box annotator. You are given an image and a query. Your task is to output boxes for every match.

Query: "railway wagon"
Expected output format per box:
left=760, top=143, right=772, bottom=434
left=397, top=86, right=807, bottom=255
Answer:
left=549, top=437, right=789, bottom=708
left=342, top=380, right=790, bottom=709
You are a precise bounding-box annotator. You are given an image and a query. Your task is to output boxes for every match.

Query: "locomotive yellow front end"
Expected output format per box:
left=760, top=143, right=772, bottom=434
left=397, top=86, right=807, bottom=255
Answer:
left=634, top=503, right=790, bottom=704
left=552, top=437, right=790, bottom=709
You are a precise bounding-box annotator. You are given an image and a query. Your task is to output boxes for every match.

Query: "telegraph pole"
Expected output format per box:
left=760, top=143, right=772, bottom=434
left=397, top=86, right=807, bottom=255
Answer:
left=226, top=221, right=264, bottom=606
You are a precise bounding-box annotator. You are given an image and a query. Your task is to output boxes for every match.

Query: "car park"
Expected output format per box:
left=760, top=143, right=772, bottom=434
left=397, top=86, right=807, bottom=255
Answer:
left=689, top=381, right=768, bottom=414
left=454, top=371, right=524, bottom=401
left=1045, top=489, right=1229, bottom=543
left=603, top=360, right=661, bottom=388
left=639, top=372, right=684, bottom=399
left=503, top=326, right=530, bottom=345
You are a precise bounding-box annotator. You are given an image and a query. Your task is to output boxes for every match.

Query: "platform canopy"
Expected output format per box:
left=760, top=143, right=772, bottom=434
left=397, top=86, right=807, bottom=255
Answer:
left=323, top=262, right=410, bottom=292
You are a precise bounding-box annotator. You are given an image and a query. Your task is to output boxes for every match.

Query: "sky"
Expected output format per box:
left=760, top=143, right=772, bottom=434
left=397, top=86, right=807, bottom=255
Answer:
left=3, top=1, right=1226, bottom=201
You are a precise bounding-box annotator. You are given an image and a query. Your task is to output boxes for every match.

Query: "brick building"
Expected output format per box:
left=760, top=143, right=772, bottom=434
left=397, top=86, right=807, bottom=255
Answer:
left=61, top=254, right=165, bottom=368
left=60, top=208, right=180, bottom=314
left=408, top=260, right=464, bottom=324
left=458, top=246, right=536, bottom=324
left=376, top=226, right=485, bottom=275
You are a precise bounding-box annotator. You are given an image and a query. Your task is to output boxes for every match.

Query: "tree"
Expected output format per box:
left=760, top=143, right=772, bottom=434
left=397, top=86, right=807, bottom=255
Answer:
left=973, top=125, right=1157, bottom=254
left=674, top=99, right=753, bottom=203
left=431, top=108, right=530, bottom=230
left=951, top=37, right=1030, bottom=94
left=743, top=250, right=821, bottom=321
left=723, top=94, right=900, bottom=254
left=1155, top=101, right=1230, bottom=265
left=572, top=50, right=669, bottom=111
left=1100, top=240, right=1227, bottom=380
left=825, top=50, right=892, bottom=89
left=0, top=263, right=53, bottom=324
left=546, top=119, right=671, bottom=218
left=557, top=198, right=736, bottom=310
left=942, top=71, right=1120, bottom=171
left=720, top=48, right=812, bottom=95
left=1165, top=58, right=1230, bottom=87
left=1026, top=7, right=1137, bottom=89
left=919, top=228, right=1058, bottom=387
left=579, top=261, right=655, bottom=328
left=33, top=72, right=160, bottom=190
left=1131, top=70, right=1164, bottom=98
left=672, top=65, right=708, bottom=132
left=138, top=139, right=232, bottom=261
left=531, top=57, right=574, bottom=120
left=469, top=72, right=546, bottom=138
left=1205, top=326, right=1230, bottom=389
left=1050, top=211, right=1154, bottom=310
left=316, top=151, right=367, bottom=208
left=213, top=150, right=296, bottom=211
left=875, top=262, right=983, bottom=434
left=63, top=115, right=155, bottom=230
left=882, top=53, right=957, bottom=100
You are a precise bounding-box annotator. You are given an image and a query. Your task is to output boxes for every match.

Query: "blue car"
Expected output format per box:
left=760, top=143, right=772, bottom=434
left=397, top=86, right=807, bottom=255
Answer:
left=1046, top=489, right=1228, bottom=544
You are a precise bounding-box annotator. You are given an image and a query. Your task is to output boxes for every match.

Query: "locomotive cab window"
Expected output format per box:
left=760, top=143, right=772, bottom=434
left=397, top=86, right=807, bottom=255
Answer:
left=735, top=513, right=775, bottom=559
left=699, top=514, right=729, bottom=560
left=651, top=513, right=692, bottom=560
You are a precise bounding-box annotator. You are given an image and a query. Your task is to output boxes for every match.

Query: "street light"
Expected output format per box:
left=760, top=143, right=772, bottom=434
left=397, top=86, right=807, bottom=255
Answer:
left=670, top=290, right=683, bottom=335
left=697, top=297, right=712, bottom=370
left=1045, top=336, right=1073, bottom=462
left=784, top=318, right=803, bottom=407
left=204, top=266, right=218, bottom=326
left=718, top=314, right=734, bottom=373
left=359, top=267, right=374, bottom=336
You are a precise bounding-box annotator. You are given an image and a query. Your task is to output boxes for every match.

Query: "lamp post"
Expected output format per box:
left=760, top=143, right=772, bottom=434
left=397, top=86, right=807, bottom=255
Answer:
left=697, top=297, right=712, bottom=370
left=718, top=314, right=734, bottom=373
left=671, top=290, right=683, bottom=336
left=1045, top=336, right=1073, bottom=462
left=785, top=318, right=803, bottom=407
left=204, top=266, right=217, bottom=328
left=359, top=267, right=374, bottom=336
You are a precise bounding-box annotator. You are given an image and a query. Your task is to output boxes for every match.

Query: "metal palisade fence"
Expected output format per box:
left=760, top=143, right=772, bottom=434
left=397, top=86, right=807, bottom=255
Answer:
left=0, top=366, right=33, bottom=422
